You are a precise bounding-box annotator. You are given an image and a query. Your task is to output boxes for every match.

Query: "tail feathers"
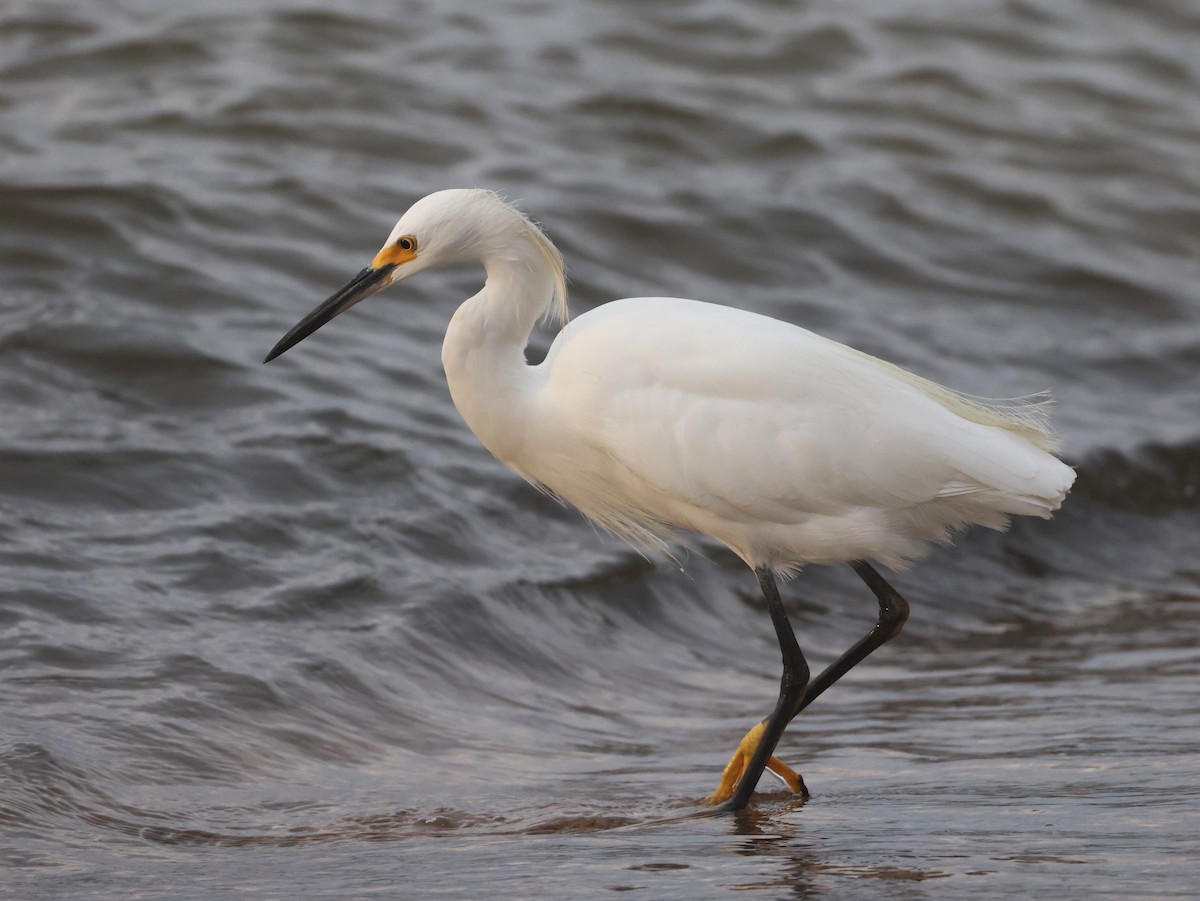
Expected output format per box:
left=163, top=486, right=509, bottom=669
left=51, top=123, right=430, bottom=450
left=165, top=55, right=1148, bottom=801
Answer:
left=947, top=458, right=1076, bottom=522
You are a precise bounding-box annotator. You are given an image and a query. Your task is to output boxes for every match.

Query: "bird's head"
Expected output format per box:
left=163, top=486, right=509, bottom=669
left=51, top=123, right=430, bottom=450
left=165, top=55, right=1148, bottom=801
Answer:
left=264, top=188, right=560, bottom=363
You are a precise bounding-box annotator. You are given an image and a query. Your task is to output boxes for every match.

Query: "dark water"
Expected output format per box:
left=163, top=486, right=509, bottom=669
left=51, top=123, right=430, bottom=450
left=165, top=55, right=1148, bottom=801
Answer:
left=2, top=0, right=1199, bottom=896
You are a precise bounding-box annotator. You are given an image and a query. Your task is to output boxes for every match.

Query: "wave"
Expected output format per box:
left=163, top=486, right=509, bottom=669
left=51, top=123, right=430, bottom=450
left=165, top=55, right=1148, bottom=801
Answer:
left=1071, top=439, right=1200, bottom=514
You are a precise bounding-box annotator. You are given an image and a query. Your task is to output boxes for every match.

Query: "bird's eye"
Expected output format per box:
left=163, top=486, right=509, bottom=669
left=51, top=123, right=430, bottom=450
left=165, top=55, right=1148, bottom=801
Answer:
left=397, top=236, right=416, bottom=252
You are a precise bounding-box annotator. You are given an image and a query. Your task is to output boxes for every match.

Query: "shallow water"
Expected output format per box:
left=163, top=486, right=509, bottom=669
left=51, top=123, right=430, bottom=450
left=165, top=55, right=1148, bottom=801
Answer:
left=2, top=0, right=1199, bottom=897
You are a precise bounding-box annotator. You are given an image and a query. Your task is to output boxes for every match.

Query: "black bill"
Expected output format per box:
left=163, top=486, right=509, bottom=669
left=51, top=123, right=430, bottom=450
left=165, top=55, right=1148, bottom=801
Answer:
left=263, top=265, right=394, bottom=363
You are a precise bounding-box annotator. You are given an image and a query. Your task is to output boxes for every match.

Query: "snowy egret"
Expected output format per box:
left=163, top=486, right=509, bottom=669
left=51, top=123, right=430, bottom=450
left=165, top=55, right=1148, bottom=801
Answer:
left=265, top=188, right=1075, bottom=810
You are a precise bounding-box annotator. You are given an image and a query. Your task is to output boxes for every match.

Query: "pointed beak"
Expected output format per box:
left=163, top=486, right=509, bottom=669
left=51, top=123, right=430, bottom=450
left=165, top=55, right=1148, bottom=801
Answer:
left=263, top=265, right=395, bottom=363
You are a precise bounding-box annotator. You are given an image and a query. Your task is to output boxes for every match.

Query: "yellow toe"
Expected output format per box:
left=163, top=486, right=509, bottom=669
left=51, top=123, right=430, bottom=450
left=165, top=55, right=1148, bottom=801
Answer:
left=708, top=721, right=806, bottom=803
left=765, top=754, right=806, bottom=795
left=706, top=747, right=747, bottom=805
left=707, top=720, right=807, bottom=803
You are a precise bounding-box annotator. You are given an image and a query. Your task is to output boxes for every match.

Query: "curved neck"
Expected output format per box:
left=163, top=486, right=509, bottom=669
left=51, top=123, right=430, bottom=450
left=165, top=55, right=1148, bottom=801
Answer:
left=440, top=249, right=557, bottom=466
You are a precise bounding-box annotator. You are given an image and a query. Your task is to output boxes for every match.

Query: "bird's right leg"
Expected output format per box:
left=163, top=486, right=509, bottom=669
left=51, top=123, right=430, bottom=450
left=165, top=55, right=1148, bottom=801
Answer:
left=707, top=568, right=810, bottom=809
left=787, top=560, right=910, bottom=719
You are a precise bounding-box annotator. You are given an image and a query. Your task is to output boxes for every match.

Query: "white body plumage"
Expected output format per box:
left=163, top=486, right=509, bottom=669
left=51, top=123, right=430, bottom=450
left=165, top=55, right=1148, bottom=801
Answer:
left=427, top=191, right=1074, bottom=573
left=266, top=187, right=1077, bottom=808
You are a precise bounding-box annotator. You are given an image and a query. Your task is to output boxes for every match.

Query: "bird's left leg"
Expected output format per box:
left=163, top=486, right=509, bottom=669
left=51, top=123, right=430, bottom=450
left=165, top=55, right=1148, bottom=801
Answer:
left=707, top=561, right=911, bottom=806
left=743, top=561, right=909, bottom=794
left=707, top=568, right=810, bottom=809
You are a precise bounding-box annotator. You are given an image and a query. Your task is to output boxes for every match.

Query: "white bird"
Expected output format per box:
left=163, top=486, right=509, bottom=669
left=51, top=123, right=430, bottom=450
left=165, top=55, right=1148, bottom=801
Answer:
left=265, top=188, right=1075, bottom=810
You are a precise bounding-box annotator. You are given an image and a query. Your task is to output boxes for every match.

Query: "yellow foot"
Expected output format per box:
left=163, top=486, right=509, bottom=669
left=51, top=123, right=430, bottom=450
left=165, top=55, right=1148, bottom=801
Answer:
left=706, top=721, right=807, bottom=805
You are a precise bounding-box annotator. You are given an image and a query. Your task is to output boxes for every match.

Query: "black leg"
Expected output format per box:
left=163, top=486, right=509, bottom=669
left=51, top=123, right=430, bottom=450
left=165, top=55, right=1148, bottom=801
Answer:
left=723, top=568, right=810, bottom=811
left=790, top=560, right=910, bottom=719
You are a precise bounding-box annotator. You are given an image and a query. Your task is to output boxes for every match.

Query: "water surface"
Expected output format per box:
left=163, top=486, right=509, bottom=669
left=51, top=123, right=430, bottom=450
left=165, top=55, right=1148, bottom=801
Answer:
left=2, top=0, right=1198, bottom=897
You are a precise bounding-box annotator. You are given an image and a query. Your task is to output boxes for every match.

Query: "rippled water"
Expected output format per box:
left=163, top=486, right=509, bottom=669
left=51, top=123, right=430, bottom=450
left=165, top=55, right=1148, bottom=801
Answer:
left=2, top=0, right=1199, bottom=897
